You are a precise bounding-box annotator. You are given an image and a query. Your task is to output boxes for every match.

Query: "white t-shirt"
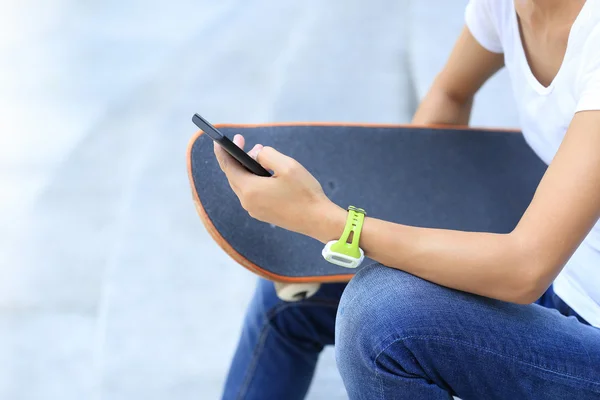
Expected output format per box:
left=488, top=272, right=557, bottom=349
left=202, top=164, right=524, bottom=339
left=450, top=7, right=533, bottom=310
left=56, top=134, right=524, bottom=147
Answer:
left=465, top=0, right=600, bottom=327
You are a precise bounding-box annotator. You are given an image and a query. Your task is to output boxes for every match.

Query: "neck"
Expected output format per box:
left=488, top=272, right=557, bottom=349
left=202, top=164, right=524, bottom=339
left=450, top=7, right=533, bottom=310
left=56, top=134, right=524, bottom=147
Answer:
left=517, top=0, right=585, bottom=22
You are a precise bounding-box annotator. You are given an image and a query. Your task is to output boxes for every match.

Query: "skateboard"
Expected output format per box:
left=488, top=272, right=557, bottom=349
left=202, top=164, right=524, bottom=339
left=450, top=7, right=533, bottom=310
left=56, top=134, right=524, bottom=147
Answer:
left=187, top=123, right=546, bottom=301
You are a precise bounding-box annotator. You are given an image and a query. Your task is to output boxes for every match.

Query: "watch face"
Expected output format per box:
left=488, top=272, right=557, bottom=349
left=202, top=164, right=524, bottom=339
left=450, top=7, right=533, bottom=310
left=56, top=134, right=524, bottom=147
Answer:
left=330, top=255, right=352, bottom=264
left=322, top=241, right=363, bottom=269
left=324, top=253, right=360, bottom=268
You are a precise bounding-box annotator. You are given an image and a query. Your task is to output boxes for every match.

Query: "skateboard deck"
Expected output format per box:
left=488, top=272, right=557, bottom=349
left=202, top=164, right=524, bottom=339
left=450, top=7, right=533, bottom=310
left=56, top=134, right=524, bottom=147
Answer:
left=187, top=124, right=546, bottom=300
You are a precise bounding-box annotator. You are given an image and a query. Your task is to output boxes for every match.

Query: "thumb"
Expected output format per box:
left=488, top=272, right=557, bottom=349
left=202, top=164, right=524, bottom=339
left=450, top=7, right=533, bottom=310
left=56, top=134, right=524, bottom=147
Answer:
left=256, top=146, right=295, bottom=174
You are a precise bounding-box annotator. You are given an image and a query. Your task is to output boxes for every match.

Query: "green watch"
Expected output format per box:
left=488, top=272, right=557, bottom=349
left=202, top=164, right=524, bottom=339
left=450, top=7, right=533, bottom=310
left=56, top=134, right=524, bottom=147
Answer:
left=321, top=206, right=366, bottom=268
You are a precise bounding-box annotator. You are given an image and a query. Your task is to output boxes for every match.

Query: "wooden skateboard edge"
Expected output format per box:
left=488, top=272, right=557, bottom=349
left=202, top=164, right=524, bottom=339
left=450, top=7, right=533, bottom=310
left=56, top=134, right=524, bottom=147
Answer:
left=186, top=128, right=355, bottom=284
left=205, top=121, right=520, bottom=133
left=186, top=122, right=521, bottom=284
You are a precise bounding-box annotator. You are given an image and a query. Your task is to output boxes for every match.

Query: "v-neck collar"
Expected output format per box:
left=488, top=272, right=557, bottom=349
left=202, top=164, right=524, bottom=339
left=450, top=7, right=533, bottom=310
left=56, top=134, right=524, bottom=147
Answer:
left=512, top=0, right=590, bottom=95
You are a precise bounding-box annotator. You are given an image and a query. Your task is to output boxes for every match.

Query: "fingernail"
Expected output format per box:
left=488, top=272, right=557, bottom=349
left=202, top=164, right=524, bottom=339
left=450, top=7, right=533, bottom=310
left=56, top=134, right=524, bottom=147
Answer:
left=249, top=144, right=262, bottom=159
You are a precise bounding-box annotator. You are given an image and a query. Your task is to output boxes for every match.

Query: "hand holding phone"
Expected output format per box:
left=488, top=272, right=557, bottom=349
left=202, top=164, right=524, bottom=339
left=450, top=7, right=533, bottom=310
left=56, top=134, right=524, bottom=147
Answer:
left=192, top=113, right=272, bottom=177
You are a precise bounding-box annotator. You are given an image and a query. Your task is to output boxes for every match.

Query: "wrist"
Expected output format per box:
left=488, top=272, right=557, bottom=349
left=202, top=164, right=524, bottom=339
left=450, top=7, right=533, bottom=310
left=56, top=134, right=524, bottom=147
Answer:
left=305, top=199, right=347, bottom=244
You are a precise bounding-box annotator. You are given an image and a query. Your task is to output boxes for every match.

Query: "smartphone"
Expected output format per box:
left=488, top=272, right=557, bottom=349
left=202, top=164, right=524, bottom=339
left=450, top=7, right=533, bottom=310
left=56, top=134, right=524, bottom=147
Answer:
left=192, top=113, right=271, bottom=177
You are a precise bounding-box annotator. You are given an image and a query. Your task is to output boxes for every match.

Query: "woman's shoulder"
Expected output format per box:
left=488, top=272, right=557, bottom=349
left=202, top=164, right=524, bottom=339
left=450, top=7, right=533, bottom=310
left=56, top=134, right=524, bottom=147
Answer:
left=467, top=0, right=513, bottom=18
left=465, top=0, right=514, bottom=51
left=467, top=0, right=514, bottom=33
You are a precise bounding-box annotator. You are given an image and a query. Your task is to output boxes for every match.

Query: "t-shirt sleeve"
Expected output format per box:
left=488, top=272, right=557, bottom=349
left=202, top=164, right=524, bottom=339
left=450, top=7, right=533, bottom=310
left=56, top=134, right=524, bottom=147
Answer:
left=576, top=27, right=600, bottom=112
left=465, top=0, right=504, bottom=53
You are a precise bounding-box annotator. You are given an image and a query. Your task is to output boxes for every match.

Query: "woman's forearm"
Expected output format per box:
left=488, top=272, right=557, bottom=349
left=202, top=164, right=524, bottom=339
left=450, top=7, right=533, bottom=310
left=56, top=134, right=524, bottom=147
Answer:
left=412, top=85, right=474, bottom=126
left=311, top=203, right=538, bottom=304
left=305, top=88, right=534, bottom=303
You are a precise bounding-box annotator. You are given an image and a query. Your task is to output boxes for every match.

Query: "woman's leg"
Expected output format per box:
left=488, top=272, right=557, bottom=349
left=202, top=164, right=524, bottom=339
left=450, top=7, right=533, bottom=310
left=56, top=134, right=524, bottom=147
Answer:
left=222, top=278, right=345, bottom=400
left=335, top=264, right=600, bottom=400
left=535, top=284, right=589, bottom=324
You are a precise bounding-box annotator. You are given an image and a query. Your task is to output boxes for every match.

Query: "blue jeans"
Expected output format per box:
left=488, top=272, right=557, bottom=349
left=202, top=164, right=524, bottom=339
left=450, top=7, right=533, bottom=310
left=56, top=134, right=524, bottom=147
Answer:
left=222, top=264, right=600, bottom=399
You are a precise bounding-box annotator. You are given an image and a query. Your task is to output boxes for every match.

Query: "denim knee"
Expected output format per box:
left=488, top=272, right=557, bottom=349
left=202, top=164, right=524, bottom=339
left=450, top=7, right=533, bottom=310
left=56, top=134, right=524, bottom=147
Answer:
left=244, top=278, right=341, bottom=350
left=335, top=264, right=459, bottom=373
left=245, top=278, right=313, bottom=341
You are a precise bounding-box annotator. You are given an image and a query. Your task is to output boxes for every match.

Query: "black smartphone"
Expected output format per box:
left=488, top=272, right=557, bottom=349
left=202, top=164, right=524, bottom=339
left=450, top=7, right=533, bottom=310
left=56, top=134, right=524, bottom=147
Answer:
left=192, top=113, right=271, bottom=177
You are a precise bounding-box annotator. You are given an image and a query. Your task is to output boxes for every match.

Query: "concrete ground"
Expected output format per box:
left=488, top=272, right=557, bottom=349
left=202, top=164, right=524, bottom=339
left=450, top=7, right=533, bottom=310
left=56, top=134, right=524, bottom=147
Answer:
left=0, top=0, right=516, bottom=398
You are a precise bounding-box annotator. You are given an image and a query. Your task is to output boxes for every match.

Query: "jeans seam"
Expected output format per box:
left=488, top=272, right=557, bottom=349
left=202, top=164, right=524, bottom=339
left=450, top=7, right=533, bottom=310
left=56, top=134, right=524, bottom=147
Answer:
left=377, top=366, right=385, bottom=400
left=236, top=298, right=339, bottom=399
left=374, top=334, right=600, bottom=389
left=236, top=323, right=272, bottom=400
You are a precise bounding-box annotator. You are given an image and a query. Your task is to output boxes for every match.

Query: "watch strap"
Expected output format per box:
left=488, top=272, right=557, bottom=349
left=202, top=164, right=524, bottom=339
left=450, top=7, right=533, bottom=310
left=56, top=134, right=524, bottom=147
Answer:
left=330, top=206, right=366, bottom=259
